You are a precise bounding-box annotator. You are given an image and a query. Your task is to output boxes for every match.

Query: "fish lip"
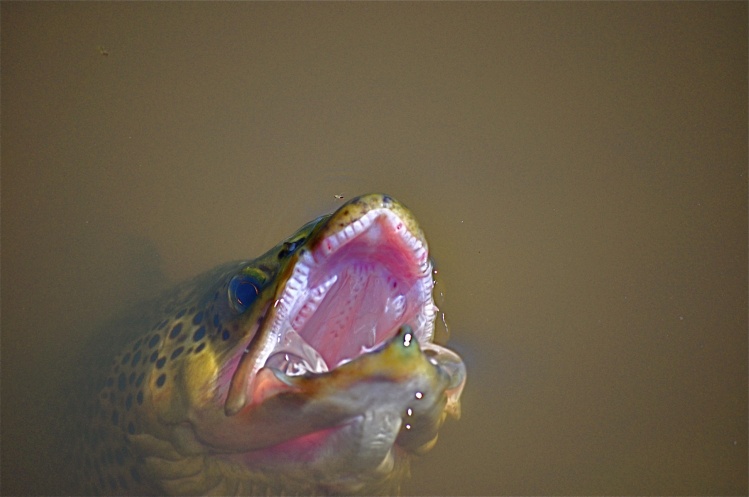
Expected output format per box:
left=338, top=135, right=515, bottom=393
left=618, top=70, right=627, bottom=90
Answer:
left=226, top=201, right=437, bottom=416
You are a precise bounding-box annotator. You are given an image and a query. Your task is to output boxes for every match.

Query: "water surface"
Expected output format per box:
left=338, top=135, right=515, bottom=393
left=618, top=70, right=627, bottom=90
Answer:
left=2, top=3, right=746, bottom=495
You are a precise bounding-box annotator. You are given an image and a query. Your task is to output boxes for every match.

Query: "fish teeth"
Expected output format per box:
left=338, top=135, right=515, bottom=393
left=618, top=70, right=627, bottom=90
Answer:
left=290, top=274, right=337, bottom=331
left=263, top=207, right=435, bottom=376
left=386, top=294, right=406, bottom=321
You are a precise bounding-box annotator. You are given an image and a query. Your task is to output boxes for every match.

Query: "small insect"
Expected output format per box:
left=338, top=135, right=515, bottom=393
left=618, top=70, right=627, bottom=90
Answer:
left=334, top=194, right=344, bottom=200
left=97, top=45, right=109, bottom=57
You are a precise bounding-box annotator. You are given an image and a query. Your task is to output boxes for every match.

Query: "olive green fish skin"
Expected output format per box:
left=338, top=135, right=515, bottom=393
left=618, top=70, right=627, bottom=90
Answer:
left=59, top=263, right=268, bottom=495
left=58, top=194, right=465, bottom=496
left=60, top=232, right=318, bottom=496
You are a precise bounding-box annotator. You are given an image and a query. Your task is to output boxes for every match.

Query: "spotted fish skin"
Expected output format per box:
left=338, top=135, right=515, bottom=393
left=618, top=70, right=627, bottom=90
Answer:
left=60, top=261, right=254, bottom=495
left=59, top=194, right=466, bottom=496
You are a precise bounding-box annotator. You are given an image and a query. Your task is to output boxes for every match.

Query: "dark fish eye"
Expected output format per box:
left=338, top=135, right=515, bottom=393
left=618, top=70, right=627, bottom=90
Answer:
left=228, top=275, right=261, bottom=314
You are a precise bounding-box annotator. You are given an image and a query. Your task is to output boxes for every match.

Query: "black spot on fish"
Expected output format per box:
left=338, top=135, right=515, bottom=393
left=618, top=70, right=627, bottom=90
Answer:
left=118, top=373, right=126, bottom=391
left=125, top=394, right=132, bottom=410
left=156, top=357, right=166, bottom=369
left=106, top=377, right=114, bottom=387
left=148, top=334, right=160, bottom=348
left=213, top=313, right=220, bottom=327
left=222, top=329, right=231, bottom=341
left=170, top=346, right=184, bottom=360
left=115, top=448, right=124, bottom=466
left=131, top=350, right=142, bottom=367
left=118, top=475, right=129, bottom=490
left=136, top=390, right=143, bottom=405
left=195, top=342, right=206, bottom=354
left=135, top=372, right=144, bottom=387
left=193, top=325, right=206, bottom=341
left=121, top=353, right=131, bottom=365
left=129, top=372, right=135, bottom=385
left=111, top=410, right=119, bottom=425
left=157, top=319, right=168, bottom=330
left=193, top=311, right=204, bottom=325
left=175, top=308, right=186, bottom=318
left=133, top=337, right=143, bottom=350
left=127, top=422, right=135, bottom=434
left=149, top=351, right=158, bottom=363
left=156, top=374, right=166, bottom=387
left=169, top=323, right=183, bottom=339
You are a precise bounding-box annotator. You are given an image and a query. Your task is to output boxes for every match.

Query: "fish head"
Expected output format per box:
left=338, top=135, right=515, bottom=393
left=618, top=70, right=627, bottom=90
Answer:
left=131, top=194, right=466, bottom=494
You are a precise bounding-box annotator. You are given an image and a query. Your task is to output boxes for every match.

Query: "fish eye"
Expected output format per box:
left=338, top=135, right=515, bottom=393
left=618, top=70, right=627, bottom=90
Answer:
left=228, top=275, right=261, bottom=314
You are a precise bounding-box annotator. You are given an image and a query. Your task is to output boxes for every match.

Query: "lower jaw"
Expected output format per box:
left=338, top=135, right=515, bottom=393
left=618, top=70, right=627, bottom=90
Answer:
left=224, top=415, right=407, bottom=479
left=214, top=328, right=454, bottom=484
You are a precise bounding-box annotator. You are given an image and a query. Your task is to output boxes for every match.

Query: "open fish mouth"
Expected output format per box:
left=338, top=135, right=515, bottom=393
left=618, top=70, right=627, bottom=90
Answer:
left=221, top=195, right=464, bottom=457
left=258, top=205, right=436, bottom=383
left=66, top=194, right=464, bottom=496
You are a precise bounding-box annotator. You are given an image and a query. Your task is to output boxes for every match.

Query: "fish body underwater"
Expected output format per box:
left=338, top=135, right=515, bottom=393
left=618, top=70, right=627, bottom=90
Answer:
left=59, top=194, right=467, bottom=496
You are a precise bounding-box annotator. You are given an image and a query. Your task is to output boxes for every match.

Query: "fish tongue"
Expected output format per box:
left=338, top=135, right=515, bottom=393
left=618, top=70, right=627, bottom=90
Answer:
left=281, top=325, right=432, bottom=392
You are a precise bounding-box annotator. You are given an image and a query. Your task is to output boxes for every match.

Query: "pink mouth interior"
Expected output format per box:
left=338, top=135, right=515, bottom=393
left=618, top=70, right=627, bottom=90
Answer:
left=298, top=239, right=420, bottom=366
left=261, top=212, right=433, bottom=380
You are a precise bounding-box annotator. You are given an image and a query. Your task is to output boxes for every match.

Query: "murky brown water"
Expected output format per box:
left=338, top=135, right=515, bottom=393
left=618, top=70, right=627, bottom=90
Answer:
left=2, top=3, right=746, bottom=495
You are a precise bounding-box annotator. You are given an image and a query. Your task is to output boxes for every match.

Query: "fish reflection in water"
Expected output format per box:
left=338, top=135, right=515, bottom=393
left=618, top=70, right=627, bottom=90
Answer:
left=58, top=194, right=466, bottom=495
